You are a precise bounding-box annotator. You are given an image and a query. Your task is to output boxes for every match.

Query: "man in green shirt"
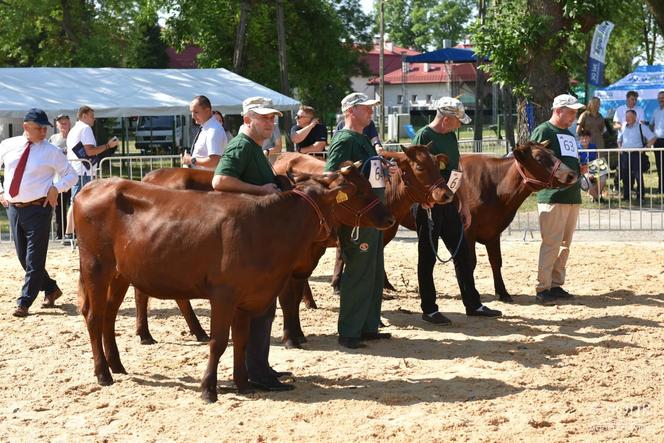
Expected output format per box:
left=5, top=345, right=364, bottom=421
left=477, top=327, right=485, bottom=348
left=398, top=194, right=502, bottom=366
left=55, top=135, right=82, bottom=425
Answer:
left=212, top=96, right=293, bottom=391
left=325, top=92, right=391, bottom=349
left=414, top=97, right=502, bottom=325
left=530, top=94, right=584, bottom=304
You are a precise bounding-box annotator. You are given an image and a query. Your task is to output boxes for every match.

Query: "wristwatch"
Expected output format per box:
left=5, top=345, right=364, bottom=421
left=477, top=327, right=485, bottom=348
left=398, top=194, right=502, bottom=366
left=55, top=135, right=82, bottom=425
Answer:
left=191, top=157, right=197, bottom=166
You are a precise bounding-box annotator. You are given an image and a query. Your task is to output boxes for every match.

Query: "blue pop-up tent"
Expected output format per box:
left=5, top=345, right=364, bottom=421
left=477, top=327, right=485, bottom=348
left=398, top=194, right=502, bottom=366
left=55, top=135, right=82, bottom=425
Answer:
left=405, top=47, right=487, bottom=64
left=594, top=65, right=664, bottom=120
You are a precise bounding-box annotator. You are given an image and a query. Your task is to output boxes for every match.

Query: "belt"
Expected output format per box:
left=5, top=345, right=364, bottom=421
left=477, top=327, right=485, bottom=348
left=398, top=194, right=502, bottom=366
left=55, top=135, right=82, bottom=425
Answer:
left=11, top=197, right=47, bottom=208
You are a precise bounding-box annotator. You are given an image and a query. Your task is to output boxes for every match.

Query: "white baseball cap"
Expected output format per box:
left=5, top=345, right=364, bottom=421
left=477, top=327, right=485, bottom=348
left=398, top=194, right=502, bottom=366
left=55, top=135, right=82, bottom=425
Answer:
left=242, top=96, right=283, bottom=116
left=551, top=94, right=585, bottom=110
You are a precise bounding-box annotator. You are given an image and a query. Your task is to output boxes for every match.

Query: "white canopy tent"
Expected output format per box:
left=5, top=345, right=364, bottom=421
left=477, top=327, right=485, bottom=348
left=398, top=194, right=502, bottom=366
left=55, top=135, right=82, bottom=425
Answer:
left=0, top=67, right=300, bottom=119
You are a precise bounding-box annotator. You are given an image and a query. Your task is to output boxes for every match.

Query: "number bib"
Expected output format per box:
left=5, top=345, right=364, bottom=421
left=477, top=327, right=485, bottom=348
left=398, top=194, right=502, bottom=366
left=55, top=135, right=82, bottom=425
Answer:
left=557, top=134, right=578, bottom=158
left=368, top=159, right=386, bottom=188
left=447, top=170, right=463, bottom=194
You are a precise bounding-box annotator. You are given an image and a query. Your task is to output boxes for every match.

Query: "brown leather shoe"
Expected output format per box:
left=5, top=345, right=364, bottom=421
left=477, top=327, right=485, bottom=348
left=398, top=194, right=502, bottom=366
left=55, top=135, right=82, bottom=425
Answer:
left=42, top=286, right=63, bottom=308
left=13, top=305, right=29, bottom=317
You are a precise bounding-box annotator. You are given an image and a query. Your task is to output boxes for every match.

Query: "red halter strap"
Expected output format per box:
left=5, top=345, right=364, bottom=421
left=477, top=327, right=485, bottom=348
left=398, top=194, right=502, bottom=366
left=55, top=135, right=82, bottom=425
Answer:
left=292, top=190, right=332, bottom=239
left=514, top=157, right=561, bottom=191
left=401, top=168, right=447, bottom=205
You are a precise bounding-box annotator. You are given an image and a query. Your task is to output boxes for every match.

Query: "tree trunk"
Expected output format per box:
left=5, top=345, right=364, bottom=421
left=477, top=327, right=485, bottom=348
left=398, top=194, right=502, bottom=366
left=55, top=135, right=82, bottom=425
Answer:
left=502, top=87, right=515, bottom=150
left=646, top=0, right=664, bottom=35
left=275, top=0, right=293, bottom=151
left=233, top=1, right=250, bottom=74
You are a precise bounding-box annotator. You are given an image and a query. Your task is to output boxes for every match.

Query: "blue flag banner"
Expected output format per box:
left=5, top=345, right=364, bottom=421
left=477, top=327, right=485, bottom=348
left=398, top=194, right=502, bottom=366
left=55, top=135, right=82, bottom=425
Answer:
left=587, top=21, right=614, bottom=87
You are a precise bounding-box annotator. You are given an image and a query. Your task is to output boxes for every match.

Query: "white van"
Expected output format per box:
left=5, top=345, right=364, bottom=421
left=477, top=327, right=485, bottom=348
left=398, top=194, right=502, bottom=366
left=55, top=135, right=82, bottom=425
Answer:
left=135, top=115, right=186, bottom=154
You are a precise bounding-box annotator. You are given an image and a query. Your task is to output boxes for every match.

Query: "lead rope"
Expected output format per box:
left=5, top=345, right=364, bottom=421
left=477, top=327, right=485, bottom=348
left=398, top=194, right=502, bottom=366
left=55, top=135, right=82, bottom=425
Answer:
left=425, top=207, right=464, bottom=264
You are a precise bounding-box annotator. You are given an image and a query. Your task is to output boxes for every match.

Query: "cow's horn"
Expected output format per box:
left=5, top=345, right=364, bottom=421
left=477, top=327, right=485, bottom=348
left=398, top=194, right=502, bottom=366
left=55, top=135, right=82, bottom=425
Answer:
left=340, top=165, right=351, bottom=173
left=353, top=160, right=362, bottom=168
left=541, top=140, right=550, bottom=148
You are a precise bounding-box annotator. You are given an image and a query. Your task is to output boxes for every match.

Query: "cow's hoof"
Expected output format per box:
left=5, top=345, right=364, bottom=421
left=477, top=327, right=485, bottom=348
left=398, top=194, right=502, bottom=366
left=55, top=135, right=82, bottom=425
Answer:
left=283, top=338, right=302, bottom=349
left=303, top=299, right=318, bottom=309
left=97, top=373, right=114, bottom=386
left=195, top=333, right=210, bottom=343
left=498, top=294, right=514, bottom=303
left=296, top=335, right=308, bottom=344
left=139, top=336, right=157, bottom=345
left=384, top=282, right=396, bottom=292
left=201, top=389, right=218, bottom=403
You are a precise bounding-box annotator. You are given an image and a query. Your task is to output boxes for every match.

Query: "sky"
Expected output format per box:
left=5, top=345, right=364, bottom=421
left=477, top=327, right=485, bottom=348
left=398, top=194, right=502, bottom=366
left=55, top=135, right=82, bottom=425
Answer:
left=361, top=0, right=374, bottom=15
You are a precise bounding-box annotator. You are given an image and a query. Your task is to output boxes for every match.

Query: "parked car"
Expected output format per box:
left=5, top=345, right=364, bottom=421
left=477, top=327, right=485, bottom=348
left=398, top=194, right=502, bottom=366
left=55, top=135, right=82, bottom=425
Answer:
left=135, top=115, right=185, bottom=154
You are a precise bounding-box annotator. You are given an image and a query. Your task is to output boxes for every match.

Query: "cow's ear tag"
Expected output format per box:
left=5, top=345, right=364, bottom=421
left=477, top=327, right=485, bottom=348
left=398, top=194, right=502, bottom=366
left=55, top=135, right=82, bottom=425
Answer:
left=439, top=160, right=447, bottom=170
left=336, top=190, right=349, bottom=203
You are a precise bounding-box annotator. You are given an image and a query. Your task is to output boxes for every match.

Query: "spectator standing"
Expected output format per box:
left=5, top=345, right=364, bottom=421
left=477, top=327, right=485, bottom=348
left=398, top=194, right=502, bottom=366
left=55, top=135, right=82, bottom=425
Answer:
left=531, top=94, right=584, bottom=304
left=48, top=114, right=72, bottom=239
left=649, top=90, right=664, bottom=193
left=413, top=97, right=502, bottom=323
left=618, top=109, right=656, bottom=201
left=577, top=97, right=606, bottom=153
left=182, top=96, right=227, bottom=170
left=613, top=90, right=646, bottom=131
left=0, top=109, right=77, bottom=317
left=290, top=105, right=328, bottom=153
left=212, top=110, right=234, bottom=142
left=64, top=106, right=118, bottom=243
left=212, top=96, right=293, bottom=392
left=578, top=129, right=607, bottom=203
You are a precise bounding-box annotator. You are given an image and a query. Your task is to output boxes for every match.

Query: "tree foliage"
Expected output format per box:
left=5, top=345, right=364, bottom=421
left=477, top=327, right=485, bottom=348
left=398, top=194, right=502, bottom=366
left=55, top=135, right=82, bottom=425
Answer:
left=161, top=0, right=373, bottom=118
left=379, top=0, right=475, bottom=51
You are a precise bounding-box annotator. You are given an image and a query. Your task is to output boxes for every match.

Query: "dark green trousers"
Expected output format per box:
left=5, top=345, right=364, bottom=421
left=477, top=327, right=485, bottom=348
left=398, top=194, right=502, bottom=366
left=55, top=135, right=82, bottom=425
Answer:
left=337, top=220, right=385, bottom=339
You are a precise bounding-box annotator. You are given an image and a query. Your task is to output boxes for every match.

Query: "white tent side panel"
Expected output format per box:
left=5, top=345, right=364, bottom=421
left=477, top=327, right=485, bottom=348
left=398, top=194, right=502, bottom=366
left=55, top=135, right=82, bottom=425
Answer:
left=0, top=67, right=300, bottom=119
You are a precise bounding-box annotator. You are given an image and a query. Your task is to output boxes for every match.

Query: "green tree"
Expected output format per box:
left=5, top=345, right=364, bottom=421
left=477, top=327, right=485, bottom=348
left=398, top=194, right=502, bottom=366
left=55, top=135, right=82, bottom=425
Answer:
left=379, top=0, right=475, bottom=51
left=161, top=0, right=372, bottom=117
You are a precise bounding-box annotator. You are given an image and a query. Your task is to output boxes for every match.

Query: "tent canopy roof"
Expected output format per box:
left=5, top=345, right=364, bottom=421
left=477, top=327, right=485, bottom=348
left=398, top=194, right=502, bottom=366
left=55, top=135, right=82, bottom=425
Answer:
left=405, top=47, right=485, bottom=64
left=0, top=67, right=300, bottom=119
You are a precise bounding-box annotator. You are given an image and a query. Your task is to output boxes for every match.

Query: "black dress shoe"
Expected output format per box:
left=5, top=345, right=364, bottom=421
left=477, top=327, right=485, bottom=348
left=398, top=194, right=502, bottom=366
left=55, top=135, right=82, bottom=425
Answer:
left=422, top=311, right=452, bottom=325
left=550, top=286, right=574, bottom=299
left=338, top=336, right=365, bottom=349
left=271, top=369, right=294, bottom=378
left=248, top=378, right=295, bottom=392
left=361, top=332, right=391, bottom=340
left=467, top=305, right=502, bottom=317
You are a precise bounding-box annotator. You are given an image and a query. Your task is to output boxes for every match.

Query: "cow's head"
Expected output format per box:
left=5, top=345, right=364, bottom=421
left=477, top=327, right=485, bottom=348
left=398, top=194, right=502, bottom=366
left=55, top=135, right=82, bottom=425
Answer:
left=512, top=141, right=578, bottom=189
left=381, top=143, right=454, bottom=206
left=294, top=162, right=395, bottom=231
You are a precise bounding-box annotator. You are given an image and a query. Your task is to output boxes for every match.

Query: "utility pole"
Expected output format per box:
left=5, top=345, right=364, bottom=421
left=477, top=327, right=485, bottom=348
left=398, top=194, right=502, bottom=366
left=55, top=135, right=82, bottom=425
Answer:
left=379, top=0, right=385, bottom=142
left=473, top=0, right=486, bottom=151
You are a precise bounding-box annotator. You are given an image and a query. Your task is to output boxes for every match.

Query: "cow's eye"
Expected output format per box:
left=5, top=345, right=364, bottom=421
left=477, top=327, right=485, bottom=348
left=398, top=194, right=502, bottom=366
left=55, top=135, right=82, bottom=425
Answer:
left=415, top=165, right=424, bottom=171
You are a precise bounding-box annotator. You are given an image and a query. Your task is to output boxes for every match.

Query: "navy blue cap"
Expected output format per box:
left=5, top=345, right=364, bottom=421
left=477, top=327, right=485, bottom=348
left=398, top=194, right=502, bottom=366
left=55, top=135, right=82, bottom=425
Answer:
left=24, top=108, right=53, bottom=127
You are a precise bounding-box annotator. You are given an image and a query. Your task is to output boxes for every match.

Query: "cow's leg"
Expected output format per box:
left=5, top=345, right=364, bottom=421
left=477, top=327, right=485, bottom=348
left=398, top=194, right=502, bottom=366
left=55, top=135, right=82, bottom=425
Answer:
left=134, top=289, right=157, bottom=345
left=280, top=278, right=306, bottom=349
left=486, top=238, right=512, bottom=302
left=200, top=293, right=234, bottom=403
left=104, top=274, right=130, bottom=374
left=231, top=309, right=252, bottom=394
left=331, top=246, right=343, bottom=292
left=301, top=281, right=317, bottom=310
left=175, top=299, right=210, bottom=342
left=79, top=260, right=114, bottom=386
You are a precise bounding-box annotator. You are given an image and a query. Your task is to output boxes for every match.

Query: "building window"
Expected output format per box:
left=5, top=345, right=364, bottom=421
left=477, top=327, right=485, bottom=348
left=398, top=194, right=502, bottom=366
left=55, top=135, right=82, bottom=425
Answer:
left=397, top=95, right=403, bottom=105
left=426, top=94, right=432, bottom=103
left=411, top=94, right=417, bottom=103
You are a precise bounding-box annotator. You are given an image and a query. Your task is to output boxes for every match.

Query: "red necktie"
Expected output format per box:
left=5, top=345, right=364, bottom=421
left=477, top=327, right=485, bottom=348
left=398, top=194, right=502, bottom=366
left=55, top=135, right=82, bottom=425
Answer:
left=8, top=141, right=32, bottom=198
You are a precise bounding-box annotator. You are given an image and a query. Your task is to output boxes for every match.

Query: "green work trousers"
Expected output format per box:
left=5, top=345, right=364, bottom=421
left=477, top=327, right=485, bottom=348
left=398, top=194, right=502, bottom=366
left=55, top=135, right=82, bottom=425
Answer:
left=337, top=207, right=385, bottom=339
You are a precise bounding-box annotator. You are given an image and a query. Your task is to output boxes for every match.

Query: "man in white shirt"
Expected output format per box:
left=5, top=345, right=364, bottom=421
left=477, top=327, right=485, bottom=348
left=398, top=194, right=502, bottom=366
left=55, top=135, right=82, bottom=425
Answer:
left=48, top=114, right=71, bottom=239
left=64, top=105, right=118, bottom=241
left=618, top=109, right=656, bottom=201
left=181, top=95, right=227, bottom=170
left=0, top=108, right=77, bottom=317
left=613, top=90, right=646, bottom=130
left=649, top=90, right=664, bottom=193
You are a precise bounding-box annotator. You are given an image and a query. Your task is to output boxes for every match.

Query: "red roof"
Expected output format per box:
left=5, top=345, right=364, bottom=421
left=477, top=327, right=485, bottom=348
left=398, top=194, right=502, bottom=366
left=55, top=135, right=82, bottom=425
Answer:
left=359, top=43, right=420, bottom=77
left=368, top=62, right=477, bottom=85
left=166, top=46, right=201, bottom=69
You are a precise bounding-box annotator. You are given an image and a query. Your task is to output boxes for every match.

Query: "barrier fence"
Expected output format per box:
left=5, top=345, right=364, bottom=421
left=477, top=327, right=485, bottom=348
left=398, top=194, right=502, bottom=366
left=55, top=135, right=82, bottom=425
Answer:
left=2, top=147, right=664, bottom=244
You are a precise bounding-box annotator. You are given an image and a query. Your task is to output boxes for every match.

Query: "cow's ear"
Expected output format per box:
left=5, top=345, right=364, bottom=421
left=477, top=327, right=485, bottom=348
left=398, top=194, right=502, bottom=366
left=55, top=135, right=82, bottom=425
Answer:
left=326, top=182, right=357, bottom=204
left=400, top=144, right=408, bottom=153
left=434, top=153, right=448, bottom=170
left=512, top=143, right=530, bottom=160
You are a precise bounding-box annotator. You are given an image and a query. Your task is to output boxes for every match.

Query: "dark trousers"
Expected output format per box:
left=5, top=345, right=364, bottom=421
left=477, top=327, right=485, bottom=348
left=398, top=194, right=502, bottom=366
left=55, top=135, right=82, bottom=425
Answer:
left=655, top=138, right=664, bottom=193
left=416, top=202, right=482, bottom=314
left=620, top=151, right=644, bottom=199
left=245, top=300, right=276, bottom=381
left=8, top=204, right=58, bottom=308
left=54, top=190, right=71, bottom=239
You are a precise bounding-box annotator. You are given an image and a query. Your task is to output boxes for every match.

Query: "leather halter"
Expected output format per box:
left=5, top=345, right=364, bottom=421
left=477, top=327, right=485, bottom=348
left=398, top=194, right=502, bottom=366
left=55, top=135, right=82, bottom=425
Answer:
left=514, top=157, right=561, bottom=191
left=339, top=197, right=382, bottom=229
left=292, top=190, right=332, bottom=239
left=401, top=168, right=447, bottom=205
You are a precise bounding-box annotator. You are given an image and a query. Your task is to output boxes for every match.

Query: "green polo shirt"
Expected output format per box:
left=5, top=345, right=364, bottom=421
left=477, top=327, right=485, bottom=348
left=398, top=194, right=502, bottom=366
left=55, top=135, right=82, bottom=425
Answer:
left=412, top=126, right=459, bottom=179
left=214, top=133, right=275, bottom=186
left=324, top=129, right=378, bottom=172
left=530, top=121, right=581, bottom=204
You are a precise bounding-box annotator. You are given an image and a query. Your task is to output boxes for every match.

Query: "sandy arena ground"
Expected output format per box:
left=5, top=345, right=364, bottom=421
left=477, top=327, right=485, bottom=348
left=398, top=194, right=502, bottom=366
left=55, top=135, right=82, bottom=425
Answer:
left=1, top=236, right=663, bottom=442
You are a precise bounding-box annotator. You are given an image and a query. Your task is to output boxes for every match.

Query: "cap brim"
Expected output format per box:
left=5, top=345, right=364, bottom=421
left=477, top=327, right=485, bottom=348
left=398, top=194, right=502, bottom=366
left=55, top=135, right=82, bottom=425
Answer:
left=459, top=114, right=471, bottom=124
left=252, top=107, right=283, bottom=117
left=357, top=99, right=380, bottom=107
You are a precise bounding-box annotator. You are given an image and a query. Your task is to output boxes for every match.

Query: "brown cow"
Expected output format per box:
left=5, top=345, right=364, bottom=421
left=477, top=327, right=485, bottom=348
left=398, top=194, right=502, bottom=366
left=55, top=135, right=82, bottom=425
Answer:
left=75, top=172, right=394, bottom=402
